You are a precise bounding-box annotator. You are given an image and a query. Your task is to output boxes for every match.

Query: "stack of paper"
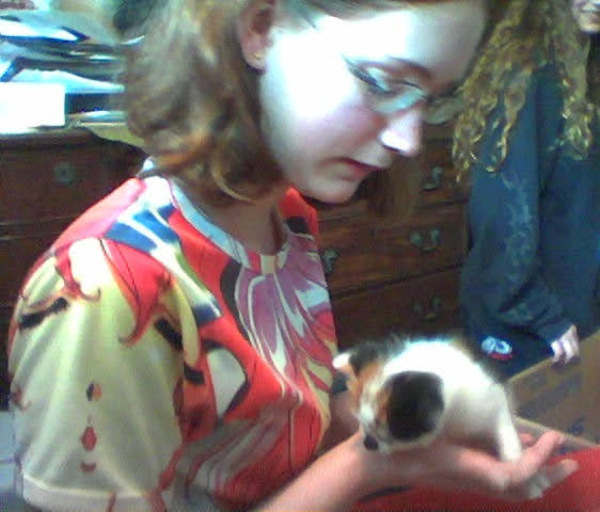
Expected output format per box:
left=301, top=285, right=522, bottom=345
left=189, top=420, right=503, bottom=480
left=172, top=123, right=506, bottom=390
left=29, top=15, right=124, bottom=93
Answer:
left=0, top=7, right=126, bottom=131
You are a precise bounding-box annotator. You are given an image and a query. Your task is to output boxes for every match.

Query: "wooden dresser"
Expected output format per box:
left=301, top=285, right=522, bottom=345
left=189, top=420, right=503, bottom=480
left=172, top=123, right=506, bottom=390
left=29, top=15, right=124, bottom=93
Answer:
left=318, top=123, right=468, bottom=349
left=0, top=124, right=466, bottom=405
left=0, top=129, right=143, bottom=408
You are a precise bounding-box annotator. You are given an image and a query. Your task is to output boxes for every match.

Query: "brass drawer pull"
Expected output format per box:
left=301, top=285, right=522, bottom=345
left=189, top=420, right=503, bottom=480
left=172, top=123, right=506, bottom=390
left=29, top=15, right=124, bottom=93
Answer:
left=321, top=248, right=339, bottom=276
left=410, top=227, right=441, bottom=253
left=422, top=165, right=444, bottom=191
left=412, top=297, right=443, bottom=321
left=53, top=161, right=78, bottom=186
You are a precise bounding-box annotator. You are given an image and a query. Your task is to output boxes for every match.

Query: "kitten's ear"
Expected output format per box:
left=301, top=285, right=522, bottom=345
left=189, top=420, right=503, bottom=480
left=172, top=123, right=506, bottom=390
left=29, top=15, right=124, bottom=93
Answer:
left=333, top=352, right=356, bottom=379
left=333, top=351, right=361, bottom=400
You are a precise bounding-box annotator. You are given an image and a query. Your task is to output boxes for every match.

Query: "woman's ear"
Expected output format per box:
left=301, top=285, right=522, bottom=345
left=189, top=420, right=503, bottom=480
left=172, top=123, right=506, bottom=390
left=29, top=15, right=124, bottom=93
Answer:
left=237, top=0, right=277, bottom=70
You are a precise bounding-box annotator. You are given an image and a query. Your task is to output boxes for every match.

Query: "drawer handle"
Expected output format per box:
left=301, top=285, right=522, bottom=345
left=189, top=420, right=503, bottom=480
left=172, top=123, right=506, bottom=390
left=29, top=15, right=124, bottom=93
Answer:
left=422, top=165, right=444, bottom=191
left=412, top=297, right=443, bottom=321
left=410, top=228, right=441, bottom=253
left=53, top=162, right=78, bottom=186
left=320, top=248, right=339, bottom=276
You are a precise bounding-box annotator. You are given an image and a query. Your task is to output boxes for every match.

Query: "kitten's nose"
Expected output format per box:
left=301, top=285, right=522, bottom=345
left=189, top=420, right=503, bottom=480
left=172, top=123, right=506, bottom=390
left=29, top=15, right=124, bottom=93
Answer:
left=363, top=434, right=379, bottom=451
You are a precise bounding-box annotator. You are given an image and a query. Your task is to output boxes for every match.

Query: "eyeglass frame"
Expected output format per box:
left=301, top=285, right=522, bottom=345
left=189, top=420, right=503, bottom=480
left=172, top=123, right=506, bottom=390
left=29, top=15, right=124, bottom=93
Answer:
left=286, top=3, right=462, bottom=120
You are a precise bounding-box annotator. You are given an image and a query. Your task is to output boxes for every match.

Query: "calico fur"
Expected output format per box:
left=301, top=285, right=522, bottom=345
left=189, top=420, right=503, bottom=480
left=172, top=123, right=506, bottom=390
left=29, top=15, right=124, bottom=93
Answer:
left=333, top=335, right=550, bottom=498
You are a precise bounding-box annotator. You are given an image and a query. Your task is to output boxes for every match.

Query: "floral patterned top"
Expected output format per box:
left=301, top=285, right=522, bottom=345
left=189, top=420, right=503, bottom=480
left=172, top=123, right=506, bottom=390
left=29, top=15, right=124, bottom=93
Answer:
left=8, top=174, right=337, bottom=511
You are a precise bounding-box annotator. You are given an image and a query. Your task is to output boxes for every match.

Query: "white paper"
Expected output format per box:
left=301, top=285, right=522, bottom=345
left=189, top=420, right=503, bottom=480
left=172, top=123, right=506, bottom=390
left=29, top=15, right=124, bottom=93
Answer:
left=0, top=82, right=65, bottom=132
left=0, top=16, right=79, bottom=40
left=8, top=68, right=123, bottom=93
left=0, top=8, right=120, bottom=44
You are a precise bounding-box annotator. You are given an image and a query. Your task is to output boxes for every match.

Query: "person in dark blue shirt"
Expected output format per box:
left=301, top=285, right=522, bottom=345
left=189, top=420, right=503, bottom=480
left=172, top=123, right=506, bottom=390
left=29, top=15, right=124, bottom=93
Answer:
left=453, top=0, right=600, bottom=378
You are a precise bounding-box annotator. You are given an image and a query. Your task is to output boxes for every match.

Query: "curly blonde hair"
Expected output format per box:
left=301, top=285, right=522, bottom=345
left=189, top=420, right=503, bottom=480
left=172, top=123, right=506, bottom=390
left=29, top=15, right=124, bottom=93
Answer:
left=453, top=0, right=598, bottom=178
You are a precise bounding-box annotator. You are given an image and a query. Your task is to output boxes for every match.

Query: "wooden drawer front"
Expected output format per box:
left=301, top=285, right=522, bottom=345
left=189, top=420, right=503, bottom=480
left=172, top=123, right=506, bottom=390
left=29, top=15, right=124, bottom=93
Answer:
left=0, top=304, right=10, bottom=408
left=320, top=203, right=466, bottom=295
left=0, top=142, right=125, bottom=221
left=0, top=218, right=71, bottom=303
left=331, top=269, right=462, bottom=349
left=417, top=140, right=466, bottom=207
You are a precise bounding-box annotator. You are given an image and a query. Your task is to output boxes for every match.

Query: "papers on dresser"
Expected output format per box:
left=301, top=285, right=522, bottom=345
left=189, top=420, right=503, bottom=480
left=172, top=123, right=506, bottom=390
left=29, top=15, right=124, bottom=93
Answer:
left=0, top=82, right=65, bottom=132
left=0, top=7, right=125, bottom=131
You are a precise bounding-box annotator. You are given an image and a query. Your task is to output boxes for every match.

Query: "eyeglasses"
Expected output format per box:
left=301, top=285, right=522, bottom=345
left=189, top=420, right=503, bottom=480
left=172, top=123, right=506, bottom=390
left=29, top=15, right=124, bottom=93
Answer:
left=344, top=57, right=464, bottom=124
left=343, top=58, right=431, bottom=116
left=292, top=5, right=461, bottom=121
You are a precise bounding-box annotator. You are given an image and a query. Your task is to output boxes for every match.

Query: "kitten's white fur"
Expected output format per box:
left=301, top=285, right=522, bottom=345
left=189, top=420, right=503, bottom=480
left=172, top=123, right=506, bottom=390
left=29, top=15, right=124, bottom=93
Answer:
left=334, top=338, right=550, bottom=499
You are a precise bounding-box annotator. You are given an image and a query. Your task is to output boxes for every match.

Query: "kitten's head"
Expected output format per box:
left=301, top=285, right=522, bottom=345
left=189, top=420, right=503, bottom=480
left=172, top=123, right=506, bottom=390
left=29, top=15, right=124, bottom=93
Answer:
left=333, top=340, right=445, bottom=452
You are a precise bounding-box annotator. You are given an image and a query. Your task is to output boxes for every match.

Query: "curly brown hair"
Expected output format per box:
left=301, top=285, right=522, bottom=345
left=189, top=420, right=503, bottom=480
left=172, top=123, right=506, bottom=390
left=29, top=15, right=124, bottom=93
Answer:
left=121, top=0, right=485, bottom=212
left=453, top=0, right=598, bottom=178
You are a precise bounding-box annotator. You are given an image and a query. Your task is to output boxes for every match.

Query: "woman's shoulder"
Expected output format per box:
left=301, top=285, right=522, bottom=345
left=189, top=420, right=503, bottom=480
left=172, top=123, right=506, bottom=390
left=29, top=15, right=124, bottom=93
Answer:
left=530, top=63, right=563, bottom=98
left=43, top=176, right=182, bottom=286
left=502, top=63, right=562, bottom=104
left=496, top=63, right=564, bottom=135
left=54, top=177, right=150, bottom=249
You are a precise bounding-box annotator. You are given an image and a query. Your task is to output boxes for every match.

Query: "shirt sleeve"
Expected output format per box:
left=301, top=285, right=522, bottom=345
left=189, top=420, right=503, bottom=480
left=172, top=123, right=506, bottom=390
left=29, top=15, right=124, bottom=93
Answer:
left=461, top=66, right=573, bottom=346
left=8, top=237, right=186, bottom=511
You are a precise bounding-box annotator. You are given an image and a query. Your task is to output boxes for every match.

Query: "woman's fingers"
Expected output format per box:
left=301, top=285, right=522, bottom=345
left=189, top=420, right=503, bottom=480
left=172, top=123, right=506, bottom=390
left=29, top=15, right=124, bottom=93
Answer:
left=409, top=431, right=578, bottom=500
left=513, top=432, right=577, bottom=484
left=519, top=432, right=536, bottom=447
left=551, top=325, right=580, bottom=365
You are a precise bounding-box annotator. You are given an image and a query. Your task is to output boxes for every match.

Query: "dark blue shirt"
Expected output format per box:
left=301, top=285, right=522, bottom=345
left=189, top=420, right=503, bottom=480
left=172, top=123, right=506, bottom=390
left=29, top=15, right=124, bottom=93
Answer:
left=461, top=65, right=600, bottom=377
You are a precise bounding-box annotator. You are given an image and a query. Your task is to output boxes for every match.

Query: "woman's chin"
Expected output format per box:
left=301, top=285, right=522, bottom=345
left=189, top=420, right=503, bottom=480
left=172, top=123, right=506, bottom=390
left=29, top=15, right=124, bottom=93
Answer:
left=301, top=185, right=360, bottom=205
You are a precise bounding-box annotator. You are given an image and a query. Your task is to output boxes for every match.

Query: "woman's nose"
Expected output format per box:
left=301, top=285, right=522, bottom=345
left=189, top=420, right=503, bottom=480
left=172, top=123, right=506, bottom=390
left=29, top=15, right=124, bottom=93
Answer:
left=378, top=106, right=424, bottom=157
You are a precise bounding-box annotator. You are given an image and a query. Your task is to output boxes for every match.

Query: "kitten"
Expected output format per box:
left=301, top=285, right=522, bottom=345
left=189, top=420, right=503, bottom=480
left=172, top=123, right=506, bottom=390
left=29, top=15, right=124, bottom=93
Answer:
left=333, top=335, right=549, bottom=498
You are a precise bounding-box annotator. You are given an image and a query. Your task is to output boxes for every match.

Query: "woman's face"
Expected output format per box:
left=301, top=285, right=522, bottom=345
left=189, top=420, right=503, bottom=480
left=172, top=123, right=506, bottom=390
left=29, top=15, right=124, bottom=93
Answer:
left=572, top=0, right=600, bottom=33
left=258, top=0, right=486, bottom=204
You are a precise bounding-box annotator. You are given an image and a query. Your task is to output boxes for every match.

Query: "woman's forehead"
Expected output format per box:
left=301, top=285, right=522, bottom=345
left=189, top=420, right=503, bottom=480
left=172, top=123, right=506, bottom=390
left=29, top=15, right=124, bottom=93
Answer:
left=312, top=2, right=486, bottom=83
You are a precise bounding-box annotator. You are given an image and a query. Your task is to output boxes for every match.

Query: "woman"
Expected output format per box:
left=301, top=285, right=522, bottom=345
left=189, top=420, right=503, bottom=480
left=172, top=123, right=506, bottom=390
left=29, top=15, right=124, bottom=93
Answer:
left=454, top=0, right=600, bottom=378
left=7, top=1, right=578, bottom=510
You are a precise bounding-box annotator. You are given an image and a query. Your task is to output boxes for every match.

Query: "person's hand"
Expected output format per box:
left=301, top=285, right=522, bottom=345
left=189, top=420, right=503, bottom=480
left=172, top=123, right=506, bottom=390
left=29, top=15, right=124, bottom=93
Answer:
left=551, top=325, right=580, bottom=365
left=360, top=430, right=578, bottom=501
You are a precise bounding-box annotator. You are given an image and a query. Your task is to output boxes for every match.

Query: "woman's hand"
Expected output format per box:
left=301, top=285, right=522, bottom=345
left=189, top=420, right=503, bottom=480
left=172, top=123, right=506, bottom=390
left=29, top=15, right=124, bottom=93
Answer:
left=259, top=429, right=577, bottom=512
left=551, top=325, right=580, bottom=365
left=360, top=430, right=578, bottom=501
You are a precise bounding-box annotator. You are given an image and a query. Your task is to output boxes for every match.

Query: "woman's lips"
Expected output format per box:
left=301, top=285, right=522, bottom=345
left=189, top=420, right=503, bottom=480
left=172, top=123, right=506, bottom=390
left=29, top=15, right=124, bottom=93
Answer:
left=339, top=158, right=386, bottom=179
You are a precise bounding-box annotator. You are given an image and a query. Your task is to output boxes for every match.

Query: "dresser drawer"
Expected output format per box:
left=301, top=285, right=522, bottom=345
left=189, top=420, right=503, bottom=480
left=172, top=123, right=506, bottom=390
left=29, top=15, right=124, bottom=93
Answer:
left=0, top=217, right=71, bottom=304
left=316, top=150, right=464, bottom=223
left=320, top=202, right=467, bottom=296
left=0, top=138, right=136, bottom=222
left=0, top=305, right=10, bottom=408
left=416, top=140, right=466, bottom=207
left=331, top=269, right=462, bottom=349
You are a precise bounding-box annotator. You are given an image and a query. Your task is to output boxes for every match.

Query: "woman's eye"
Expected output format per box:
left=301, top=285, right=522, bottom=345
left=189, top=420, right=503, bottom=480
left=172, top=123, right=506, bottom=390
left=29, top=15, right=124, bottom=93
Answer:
left=345, top=59, right=429, bottom=113
left=346, top=61, right=394, bottom=96
left=365, top=78, right=394, bottom=96
left=360, top=69, right=395, bottom=96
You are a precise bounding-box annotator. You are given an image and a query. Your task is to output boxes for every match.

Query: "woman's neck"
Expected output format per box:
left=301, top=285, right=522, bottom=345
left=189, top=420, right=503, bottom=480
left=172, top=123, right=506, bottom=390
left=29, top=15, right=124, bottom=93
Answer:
left=209, top=199, right=286, bottom=254
left=176, top=179, right=288, bottom=254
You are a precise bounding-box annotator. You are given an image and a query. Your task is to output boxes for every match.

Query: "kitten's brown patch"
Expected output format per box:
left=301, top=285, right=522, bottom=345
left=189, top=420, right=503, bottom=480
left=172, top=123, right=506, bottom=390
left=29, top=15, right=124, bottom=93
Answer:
left=344, top=358, right=384, bottom=411
left=374, top=381, right=391, bottom=430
